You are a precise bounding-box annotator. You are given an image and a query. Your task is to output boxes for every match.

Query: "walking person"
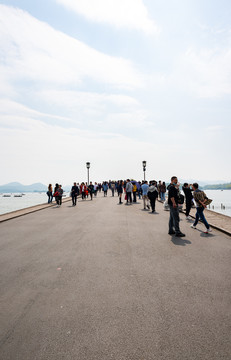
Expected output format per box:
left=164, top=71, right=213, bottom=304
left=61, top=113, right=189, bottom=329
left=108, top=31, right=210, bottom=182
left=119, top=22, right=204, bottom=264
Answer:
left=47, top=184, right=53, bottom=203
left=148, top=181, right=158, bottom=213
left=80, top=183, right=87, bottom=200
left=141, top=181, right=150, bottom=210
left=191, top=183, right=212, bottom=234
left=111, top=182, right=115, bottom=197
left=71, top=182, right=79, bottom=206
left=157, top=180, right=162, bottom=200
left=102, top=182, right=108, bottom=197
left=168, top=176, right=185, bottom=237
left=125, top=179, right=133, bottom=204
left=53, top=183, right=59, bottom=205
left=182, top=183, right=193, bottom=219
left=117, top=180, right=123, bottom=204
left=94, top=182, right=98, bottom=197
left=160, top=181, right=166, bottom=202
left=88, top=182, right=94, bottom=200
left=57, top=184, right=63, bottom=206
left=137, top=181, right=142, bottom=199
left=132, top=182, right=137, bottom=203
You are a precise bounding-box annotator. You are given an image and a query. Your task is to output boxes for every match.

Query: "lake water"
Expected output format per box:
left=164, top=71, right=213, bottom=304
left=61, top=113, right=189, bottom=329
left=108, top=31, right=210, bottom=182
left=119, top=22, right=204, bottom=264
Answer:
left=201, top=190, right=231, bottom=217
left=0, top=192, right=70, bottom=215
left=0, top=190, right=231, bottom=217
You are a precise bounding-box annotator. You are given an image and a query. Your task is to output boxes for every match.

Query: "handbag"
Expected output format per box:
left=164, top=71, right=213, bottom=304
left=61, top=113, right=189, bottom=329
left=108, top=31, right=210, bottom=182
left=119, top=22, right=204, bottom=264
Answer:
left=204, top=197, right=213, bottom=205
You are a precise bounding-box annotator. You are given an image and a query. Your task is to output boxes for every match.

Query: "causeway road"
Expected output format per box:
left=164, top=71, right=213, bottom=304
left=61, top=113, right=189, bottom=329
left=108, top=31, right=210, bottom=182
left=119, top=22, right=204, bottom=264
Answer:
left=0, top=193, right=231, bottom=360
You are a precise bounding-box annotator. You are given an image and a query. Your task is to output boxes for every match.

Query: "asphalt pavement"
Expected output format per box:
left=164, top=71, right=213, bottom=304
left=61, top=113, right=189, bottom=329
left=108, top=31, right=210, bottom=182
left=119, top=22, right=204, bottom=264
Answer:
left=0, top=192, right=231, bottom=360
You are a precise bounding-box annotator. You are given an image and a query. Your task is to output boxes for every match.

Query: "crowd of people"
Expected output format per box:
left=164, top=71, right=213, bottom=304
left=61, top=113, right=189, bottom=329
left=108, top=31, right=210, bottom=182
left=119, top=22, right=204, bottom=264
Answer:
left=47, top=177, right=212, bottom=236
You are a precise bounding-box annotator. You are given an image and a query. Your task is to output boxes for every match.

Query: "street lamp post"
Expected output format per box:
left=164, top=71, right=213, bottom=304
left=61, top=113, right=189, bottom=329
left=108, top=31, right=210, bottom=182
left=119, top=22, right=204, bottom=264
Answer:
left=142, top=160, right=146, bottom=181
left=86, top=162, right=90, bottom=185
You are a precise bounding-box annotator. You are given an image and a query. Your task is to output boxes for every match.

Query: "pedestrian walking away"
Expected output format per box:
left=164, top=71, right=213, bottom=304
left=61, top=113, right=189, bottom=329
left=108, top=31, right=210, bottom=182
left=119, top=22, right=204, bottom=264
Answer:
left=141, top=181, right=150, bottom=210
left=160, top=181, right=166, bottom=202
left=117, top=180, right=123, bottom=204
left=147, top=181, right=158, bottom=213
left=132, top=181, right=137, bottom=203
left=168, top=176, right=185, bottom=237
left=125, top=179, right=133, bottom=204
left=182, top=183, right=193, bottom=219
left=191, top=183, right=212, bottom=234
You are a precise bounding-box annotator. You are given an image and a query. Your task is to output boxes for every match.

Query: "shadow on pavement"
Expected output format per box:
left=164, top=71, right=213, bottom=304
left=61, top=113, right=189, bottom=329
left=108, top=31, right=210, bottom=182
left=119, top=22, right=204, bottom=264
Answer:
left=171, top=236, right=192, bottom=246
left=200, top=232, right=215, bottom=238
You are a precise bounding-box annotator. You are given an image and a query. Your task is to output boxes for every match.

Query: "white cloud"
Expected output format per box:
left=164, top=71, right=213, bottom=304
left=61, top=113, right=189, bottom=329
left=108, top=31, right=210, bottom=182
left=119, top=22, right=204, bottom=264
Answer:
left=56, top=0, right=160, bottom=35
left=0, top=5, right=143, bottom=91
left=38, top=90, right=139, bottom=110
left=0, top=99, right=71, bottom=123
left=177, top=46, right=231, bottom=98
left=206, top=125, right=224, bottom=132
left=106, top=111, right=152, bottom=128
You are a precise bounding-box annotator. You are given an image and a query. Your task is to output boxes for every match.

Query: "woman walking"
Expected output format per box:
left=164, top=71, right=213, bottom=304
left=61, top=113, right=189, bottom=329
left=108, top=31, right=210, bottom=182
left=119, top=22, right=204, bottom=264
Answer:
left=160, top=181, right=166, bottom=202
left=47, top=184, right=53, bottom=203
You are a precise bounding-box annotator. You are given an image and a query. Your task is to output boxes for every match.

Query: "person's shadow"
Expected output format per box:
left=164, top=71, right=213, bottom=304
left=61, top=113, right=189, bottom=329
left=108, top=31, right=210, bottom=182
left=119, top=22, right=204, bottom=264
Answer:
left=171, top=236, right=191, bottom=246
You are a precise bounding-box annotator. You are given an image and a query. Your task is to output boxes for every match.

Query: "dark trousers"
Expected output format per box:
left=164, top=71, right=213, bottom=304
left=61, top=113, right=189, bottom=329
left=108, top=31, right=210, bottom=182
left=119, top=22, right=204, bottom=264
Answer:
left=57, top=196, right=62, bottom=205
left=169, top=205, right=180, bottom=234
left=72, top=194, right=77, bottom=205
left=194, top=207, right=209, bottom=229
left=126, top=192, right=132, bottom=203
left=48, top=192, right=53, bottom=203
left=185, top=200, right=192, bottom=216
left=133, top=192, right=137, bottom=202
left=150, top=198, right=156, bottom=211
left=82, top=192, right=85, bottom=200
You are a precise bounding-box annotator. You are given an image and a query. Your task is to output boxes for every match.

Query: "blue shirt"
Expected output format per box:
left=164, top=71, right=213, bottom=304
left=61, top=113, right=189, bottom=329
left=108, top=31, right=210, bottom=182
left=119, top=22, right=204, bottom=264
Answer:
left=141, top=184, right=149, bottom=195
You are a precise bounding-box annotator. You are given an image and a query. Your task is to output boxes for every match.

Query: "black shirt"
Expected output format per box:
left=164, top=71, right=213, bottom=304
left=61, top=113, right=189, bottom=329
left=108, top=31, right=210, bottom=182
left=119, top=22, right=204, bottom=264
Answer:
left=71, top=186, right=79, bottom=195
left=182, top=186, right=193, bottom=201
left=168, top=184, right=178, bottom=206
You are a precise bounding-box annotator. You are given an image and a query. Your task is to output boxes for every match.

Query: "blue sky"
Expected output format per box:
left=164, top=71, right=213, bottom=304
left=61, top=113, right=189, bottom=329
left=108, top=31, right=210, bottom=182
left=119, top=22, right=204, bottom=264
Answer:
left=0, top=0, right=230, bottom=185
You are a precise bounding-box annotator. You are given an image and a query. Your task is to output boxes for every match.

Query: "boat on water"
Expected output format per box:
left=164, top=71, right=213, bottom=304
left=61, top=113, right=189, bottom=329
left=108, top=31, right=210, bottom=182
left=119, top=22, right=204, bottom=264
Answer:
left=3, top=194, right=11, bottom=197
left=14, top=194, right=23, bottom=197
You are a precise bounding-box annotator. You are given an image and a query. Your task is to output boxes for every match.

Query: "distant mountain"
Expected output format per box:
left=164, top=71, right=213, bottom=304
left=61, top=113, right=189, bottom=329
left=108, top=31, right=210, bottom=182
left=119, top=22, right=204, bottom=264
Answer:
left=202, top=183, right=231, bottom=190
left=178, top=179, right=228, bottom=186
left=0, top=182, right=47, bottom=193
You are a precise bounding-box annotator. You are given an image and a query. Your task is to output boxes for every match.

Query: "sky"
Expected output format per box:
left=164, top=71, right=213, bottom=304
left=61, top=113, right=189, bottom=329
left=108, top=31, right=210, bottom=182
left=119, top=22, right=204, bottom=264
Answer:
left=0, top=0, right=231, bottom=185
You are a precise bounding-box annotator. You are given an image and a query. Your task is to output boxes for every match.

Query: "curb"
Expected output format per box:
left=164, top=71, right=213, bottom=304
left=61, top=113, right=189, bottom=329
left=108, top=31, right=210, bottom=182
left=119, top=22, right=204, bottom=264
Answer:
left=182, top=211, right=231, bottom=237
left=0, top=197, right=72, bottom=223
left=157, top=199, right=231, bottom=237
